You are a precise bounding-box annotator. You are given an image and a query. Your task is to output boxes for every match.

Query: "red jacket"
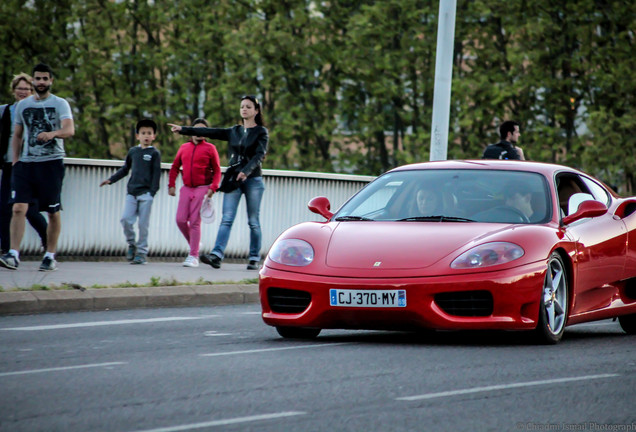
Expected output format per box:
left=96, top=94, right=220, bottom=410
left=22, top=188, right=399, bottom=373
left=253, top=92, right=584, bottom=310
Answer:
left=169, top=140, right=221, bottom=191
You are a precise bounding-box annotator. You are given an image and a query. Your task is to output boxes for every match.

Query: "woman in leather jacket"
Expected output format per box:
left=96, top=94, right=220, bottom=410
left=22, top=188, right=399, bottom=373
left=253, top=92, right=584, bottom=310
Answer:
left=169, top=95, right=268, bottom=270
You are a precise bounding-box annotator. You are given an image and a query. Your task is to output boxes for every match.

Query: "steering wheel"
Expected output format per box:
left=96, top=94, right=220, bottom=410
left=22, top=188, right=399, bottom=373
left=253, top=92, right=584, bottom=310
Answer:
left=474, top=206, right=529, bottom=223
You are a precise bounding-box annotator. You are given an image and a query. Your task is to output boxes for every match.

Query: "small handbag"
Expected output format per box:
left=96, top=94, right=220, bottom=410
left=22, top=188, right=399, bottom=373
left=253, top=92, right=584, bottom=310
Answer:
left=218, top=160, right=246, bottom=193
left=219, top=130, right=250, bottom=193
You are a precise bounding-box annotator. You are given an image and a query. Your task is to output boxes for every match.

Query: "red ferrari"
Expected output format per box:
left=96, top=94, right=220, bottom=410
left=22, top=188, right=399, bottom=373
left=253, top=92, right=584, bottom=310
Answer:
left=259, top=160, right=636, bottom=343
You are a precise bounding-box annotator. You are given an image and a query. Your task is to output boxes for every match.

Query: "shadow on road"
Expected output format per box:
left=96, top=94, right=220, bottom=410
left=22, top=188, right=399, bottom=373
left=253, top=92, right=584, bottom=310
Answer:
left=264, top=321, right=630, bottom=347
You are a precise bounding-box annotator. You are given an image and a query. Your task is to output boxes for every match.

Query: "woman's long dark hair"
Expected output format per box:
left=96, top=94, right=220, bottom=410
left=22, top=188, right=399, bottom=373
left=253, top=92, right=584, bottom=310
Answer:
left=241, top=95, right=265, bottom=126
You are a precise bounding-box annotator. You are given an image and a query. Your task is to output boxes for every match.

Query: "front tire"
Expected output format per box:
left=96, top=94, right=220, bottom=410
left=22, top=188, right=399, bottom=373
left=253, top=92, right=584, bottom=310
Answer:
left=618, top=314, right=636, bottom=334
left=276, top=326, right=321, bottom=339
left=534, top=253, right=568, bottom=344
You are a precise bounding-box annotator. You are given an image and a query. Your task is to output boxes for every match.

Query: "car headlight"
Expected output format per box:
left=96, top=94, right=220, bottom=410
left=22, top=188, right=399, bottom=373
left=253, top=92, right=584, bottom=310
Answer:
left=450, top=242, right=524, bottom=269
left=269, top=239, right=314, bottom=266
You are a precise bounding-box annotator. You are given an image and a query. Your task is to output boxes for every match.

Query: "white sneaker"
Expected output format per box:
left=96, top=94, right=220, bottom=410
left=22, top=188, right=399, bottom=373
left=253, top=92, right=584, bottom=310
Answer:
left=183, top=255, right=199, bottom=267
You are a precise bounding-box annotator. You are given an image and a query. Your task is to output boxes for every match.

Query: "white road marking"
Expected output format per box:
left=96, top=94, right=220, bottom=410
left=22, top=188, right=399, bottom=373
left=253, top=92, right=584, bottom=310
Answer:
left=0, top=362, right=127, bottom=377
left=203, top=331, right=232, bottom=337
left=396, top=373, right=620, bottom=401
left=132, top=411, right=306, bottom=432
left=0, top=316, right=218, bottom=331
left=200, top=342, right=350, bottom=357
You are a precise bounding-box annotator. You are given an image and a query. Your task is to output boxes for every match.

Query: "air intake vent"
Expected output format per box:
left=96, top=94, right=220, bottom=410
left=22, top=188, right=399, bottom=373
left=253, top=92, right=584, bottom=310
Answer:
left=268, top=288, right=311, bottom=313
left=434, top=291, right=493, bottom=317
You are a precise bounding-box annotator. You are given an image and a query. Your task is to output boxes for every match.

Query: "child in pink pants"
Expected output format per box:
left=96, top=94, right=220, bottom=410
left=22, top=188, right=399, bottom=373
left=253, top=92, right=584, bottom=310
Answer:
left=168, top=118, right=221, bottom=267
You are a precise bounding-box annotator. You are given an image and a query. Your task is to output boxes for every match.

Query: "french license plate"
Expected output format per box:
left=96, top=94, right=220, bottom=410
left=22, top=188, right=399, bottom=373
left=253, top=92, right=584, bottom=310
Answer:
left=329, top=289, right=407, bottom=308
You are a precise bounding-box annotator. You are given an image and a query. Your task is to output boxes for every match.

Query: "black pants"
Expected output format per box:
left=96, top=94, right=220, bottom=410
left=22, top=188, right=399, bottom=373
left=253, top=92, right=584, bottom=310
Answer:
left=0, top=162, right=48, bottom=253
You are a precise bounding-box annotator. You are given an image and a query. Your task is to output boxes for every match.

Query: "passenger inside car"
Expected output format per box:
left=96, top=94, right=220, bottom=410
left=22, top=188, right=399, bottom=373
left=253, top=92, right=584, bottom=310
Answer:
left=415, top=187, right=442, bottom=215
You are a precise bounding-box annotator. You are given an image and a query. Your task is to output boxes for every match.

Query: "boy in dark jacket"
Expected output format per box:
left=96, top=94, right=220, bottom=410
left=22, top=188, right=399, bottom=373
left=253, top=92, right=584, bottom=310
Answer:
left=100, top=119, right=161, bottom=264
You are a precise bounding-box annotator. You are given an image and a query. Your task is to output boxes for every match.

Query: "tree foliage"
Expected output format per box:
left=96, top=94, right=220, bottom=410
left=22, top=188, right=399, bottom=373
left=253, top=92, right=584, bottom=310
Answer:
left=0, top=0, right=633, bottom=191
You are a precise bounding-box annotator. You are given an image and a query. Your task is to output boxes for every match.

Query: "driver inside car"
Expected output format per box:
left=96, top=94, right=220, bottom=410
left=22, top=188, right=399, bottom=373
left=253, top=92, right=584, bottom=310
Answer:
left=504, top=189, right=533, bottom=221
left=473, top=179, right=536, bottom=223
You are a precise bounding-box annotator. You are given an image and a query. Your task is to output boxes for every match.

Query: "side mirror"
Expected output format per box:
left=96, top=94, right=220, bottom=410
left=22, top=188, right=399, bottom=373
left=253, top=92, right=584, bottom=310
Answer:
left=562, top=200, right=607, bottom=225
left=308, top=196, right=333, bottom=220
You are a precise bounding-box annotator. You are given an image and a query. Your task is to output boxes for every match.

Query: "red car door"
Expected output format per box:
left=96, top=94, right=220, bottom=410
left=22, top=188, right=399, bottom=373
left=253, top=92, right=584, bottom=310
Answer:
left=560, top=175, right=627, bottom=315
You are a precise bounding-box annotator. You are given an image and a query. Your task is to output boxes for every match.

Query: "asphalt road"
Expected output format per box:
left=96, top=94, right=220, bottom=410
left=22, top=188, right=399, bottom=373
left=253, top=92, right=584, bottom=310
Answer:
left=1, top=305, right=634, bottom=432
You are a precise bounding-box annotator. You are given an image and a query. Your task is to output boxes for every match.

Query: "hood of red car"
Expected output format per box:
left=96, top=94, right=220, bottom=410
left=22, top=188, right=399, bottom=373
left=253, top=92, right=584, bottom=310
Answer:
left=325, top=222, right=503, bottom=270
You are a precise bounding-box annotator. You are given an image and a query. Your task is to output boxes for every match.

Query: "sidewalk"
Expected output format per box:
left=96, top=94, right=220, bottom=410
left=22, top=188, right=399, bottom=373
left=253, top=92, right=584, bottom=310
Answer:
left=0, top=259, right=260, bottom=315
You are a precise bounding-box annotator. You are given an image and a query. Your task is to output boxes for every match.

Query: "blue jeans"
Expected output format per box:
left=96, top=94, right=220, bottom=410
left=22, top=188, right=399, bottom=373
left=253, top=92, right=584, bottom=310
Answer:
left=212, top=176, right=265, bottom=262
left=121, top=192, right=154, bottom=256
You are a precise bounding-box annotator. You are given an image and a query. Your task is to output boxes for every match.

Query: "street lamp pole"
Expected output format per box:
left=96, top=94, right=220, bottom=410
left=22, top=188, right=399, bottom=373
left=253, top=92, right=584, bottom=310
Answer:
left=429, top=0, right=457, bottom=161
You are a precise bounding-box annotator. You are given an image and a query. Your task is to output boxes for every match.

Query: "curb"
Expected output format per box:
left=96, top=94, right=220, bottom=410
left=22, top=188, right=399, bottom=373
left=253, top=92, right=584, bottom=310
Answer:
left=0, top=284, right=259, bottom=315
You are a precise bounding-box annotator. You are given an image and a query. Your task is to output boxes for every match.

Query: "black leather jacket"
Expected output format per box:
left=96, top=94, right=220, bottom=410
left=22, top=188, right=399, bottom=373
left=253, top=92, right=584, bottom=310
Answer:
left=179, top=124, right=268, bottom=178
left=482, top=140, right=521, bottom=160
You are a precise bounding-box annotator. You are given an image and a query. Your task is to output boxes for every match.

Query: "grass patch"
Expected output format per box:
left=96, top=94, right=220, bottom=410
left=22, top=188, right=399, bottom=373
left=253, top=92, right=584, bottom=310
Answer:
left=239, top=278, right=259, bottom=284
left=14, top=283, right=86, bottom=291
left=21, top=284, right=51, bottom=291
left=0, top=276, right=258, bottom=292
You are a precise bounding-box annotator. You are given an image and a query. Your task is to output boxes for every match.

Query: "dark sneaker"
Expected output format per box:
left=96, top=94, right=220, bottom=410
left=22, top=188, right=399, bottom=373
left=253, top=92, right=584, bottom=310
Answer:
left=200, top=253, right=221, bottom=269
left=126, top=244, right=136, bottom=261
left=247, top=260, right=260, bottom=270
left=39, top=256, right=57, bottom=272
left=131, top=255, right=147, bottom=265
left=0, top=252, right=19, bottom=270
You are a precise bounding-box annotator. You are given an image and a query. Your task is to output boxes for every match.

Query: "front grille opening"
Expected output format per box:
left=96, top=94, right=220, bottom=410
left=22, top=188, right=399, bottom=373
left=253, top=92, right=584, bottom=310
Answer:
left=268, top=288, right=311, bottom=313
left=434, top=290, right=493, bottom=317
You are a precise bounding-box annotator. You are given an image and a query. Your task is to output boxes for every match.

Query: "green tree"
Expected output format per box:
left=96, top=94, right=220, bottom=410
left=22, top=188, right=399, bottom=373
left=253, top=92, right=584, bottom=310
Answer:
left=1, top=0, right=633, bottom=191
left=339, top=0, right=437, bottom=174
left=580, top=0, right=636, bottom=192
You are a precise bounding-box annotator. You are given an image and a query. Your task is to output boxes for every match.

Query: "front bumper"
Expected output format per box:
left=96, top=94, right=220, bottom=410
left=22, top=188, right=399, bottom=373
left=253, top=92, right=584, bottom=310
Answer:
left=259, top=261, right=547, bottom=331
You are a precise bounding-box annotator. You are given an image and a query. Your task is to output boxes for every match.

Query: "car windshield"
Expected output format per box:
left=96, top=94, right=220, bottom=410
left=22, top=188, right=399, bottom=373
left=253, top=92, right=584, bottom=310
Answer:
left=334, top=169, right=551, bottom=224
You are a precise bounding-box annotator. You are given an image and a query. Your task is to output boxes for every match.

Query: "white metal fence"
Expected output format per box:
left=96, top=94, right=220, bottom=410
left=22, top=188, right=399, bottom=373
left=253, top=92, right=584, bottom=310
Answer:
left=15, top=158, right=374, bottom=258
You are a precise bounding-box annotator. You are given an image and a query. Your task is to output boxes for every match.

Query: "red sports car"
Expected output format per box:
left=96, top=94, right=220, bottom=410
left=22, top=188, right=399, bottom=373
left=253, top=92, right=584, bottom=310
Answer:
left=259, top=160, right=636, bottom=343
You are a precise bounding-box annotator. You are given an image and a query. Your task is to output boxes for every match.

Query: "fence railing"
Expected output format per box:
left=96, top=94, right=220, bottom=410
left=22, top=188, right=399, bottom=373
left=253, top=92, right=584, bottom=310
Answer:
left=15, top=158, right=374, bottom=258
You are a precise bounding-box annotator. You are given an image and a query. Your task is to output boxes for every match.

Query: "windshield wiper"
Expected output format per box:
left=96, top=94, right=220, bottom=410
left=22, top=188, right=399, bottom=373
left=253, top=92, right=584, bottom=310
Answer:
left=334, top=215, right=375, bottom=221
left=397, top=215, right=475, bottom=222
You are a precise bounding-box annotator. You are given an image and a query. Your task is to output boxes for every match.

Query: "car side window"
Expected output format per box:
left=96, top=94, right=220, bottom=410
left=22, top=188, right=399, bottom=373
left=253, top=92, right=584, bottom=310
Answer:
left=580, top=176, right=610, bottom=206
left=557, top=176, right=581, bottom=216
left=557, top=174, right=594, bottom=216
left=557, top=174, right=610, bottom=217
